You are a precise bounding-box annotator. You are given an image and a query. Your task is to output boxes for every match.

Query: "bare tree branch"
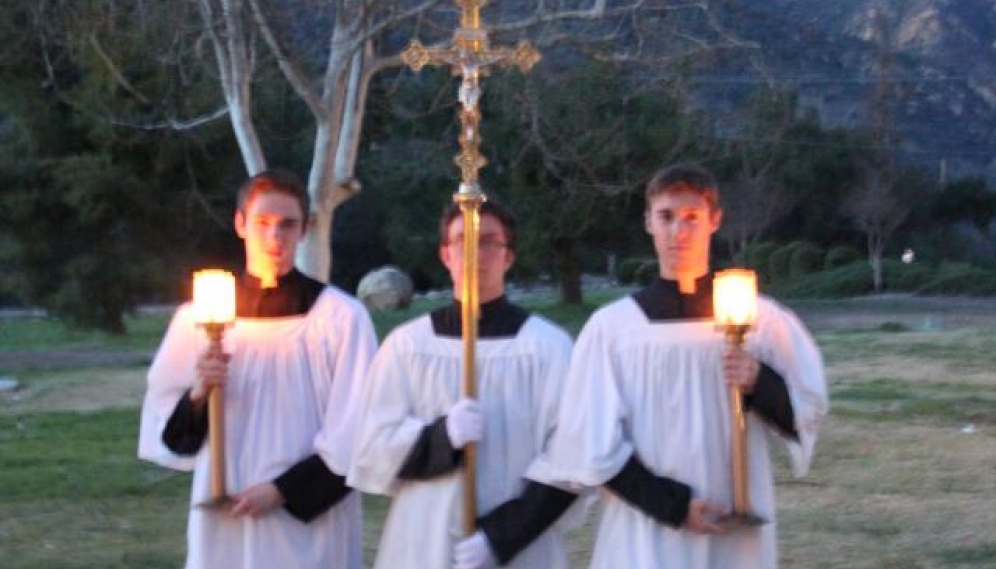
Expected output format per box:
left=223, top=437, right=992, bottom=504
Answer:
left=107, top=106, right=231, bottom=131
left=344, top=0, right=448, bottom=55
left=490, top=0, right=645, bottom=32
left=195, top=0, right=233, bottom=93
left=88, top=33, right=151, bottom=104
left=246, top=0, right=325, bottom=119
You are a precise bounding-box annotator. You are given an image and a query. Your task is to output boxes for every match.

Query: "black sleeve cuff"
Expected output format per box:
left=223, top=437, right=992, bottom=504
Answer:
left=397, top=416, right=464, bottom=480
left=744, top=363, right=799, bottom=440
left=477, top=481, right=578, bottom=565
left=162, top=389, right=208, bottom=455
left=273, top=454, right=352, bottom=523
left=606, top=454, right=691, bottom=528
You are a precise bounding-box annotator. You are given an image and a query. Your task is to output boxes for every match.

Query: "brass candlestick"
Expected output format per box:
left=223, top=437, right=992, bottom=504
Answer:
left=714, top=269, right=767, bottom=529
left=200, top=322, right=232, bottom=508
left=191, top=269, right=236, bottom=509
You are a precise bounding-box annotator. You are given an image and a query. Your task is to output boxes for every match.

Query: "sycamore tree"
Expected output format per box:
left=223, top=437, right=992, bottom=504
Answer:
left=189, top=0, right=761, bottom=282
left=30, top=0, right=755, bottom=284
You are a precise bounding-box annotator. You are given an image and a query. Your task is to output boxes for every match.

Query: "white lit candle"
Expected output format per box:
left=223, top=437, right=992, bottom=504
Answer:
left=192, top=269, right=236, bottom=325
left=713, top=269, right=758, bottom=328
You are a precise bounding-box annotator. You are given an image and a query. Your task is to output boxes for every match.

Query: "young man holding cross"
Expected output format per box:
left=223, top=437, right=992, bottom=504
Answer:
left=536, top=163, right=828, bottom=568
left=349, top=201, right=580, bottom=569
left=138, top=170, right=376, bottom=569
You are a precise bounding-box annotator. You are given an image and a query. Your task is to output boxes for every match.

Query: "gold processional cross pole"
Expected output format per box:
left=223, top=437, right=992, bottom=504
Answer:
left=401, top=0, right=540, bottom=537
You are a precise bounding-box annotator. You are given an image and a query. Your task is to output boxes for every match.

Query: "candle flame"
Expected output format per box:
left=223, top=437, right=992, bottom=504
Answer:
left=713, top=269, right=757, bottom=327
left=193, top=270, right=236, bottom=324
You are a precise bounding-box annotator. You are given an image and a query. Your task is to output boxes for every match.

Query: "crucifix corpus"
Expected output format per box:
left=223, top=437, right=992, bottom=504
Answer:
left=401, top=0, right=541, bottom=537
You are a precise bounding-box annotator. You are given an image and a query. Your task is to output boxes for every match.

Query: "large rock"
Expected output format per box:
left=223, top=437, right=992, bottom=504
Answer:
left=357, top=266, right=414, bottom=311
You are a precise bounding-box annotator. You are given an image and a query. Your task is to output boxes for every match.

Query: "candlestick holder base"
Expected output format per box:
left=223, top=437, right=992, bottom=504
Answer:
left=720, top=510, right=768, bottom=530
left=194, top=495, right=234, bottom=510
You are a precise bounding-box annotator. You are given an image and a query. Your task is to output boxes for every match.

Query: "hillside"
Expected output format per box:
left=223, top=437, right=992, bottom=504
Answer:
left=705, top=0, right=996, bottom=181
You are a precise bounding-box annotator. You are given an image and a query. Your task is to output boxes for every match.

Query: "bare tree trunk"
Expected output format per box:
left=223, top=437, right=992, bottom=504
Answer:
left=869, top=233, right=884, bottom=293
left=296, top=46, right=367, bottom=282
left=228, top=99, right=267, bottom=174
left=554, top=237, right=583, bottom=305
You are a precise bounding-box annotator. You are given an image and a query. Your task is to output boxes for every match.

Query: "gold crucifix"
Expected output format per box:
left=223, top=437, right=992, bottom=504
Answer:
left=401, top=0, right=540, bottom=537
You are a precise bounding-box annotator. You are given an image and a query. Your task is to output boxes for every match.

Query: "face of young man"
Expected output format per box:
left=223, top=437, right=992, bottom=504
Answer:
left=645, top=190, right=722, bottom=282
left=440, top=212, right=515, bottom=303
left=235, top=191, right=306, bottom=287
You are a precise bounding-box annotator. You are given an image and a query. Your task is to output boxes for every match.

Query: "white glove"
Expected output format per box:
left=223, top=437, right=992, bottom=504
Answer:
left=446, top=398, right=483, bottom=449
left=454, top=530, right=497, bottom=569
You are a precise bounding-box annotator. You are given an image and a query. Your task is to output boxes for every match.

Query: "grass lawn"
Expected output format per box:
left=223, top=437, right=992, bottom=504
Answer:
left=1, top=296, right=994, bottom=568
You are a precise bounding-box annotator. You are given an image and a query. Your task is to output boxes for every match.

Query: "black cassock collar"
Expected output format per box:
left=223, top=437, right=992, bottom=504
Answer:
left=632, top=273, right=714, bottom=322
left=236, top=268, right=324, bottom=318
left=431, top=295, right=530, bottom=338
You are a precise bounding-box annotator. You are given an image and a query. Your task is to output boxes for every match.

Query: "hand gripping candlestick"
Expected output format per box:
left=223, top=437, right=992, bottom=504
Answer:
left=401, top=0, right=540, bottom=537
left=713, top=269, right=767, bottom=528
left=192, top=269, right=236, bottom=508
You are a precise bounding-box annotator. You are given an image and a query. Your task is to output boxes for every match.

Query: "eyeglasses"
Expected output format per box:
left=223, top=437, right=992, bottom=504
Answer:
left=445, top=238, right=509, bottom=253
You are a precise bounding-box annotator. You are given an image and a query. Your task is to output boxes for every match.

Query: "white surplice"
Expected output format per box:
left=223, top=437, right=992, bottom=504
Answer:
left=348, top=314, right=574, bottom=569
left=530, top=295, right=827, bottom=569
left=138, top=287, right=376, bottom=569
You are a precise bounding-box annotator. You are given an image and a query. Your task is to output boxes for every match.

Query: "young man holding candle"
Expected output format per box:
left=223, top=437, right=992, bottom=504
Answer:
left=534, top=163, right=828, bottom=569
left=348, top=201, right=580, bottom=569
left=138, top=170, right=377, bottom=569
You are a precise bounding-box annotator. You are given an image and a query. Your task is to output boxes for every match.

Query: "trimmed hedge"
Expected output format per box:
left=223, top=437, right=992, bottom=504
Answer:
left=616, top=257, right=658, bottom=285
left=824, top=245, right=862, bottom=270
left=768, top=259, right=996, bottom=298
left=788, top=242, right=824, bottom=278
left=743, top=242, right=779, bottom=282
left=768, top=261, right=872, bottom=298
left=915, top=263, right=996, bottom=296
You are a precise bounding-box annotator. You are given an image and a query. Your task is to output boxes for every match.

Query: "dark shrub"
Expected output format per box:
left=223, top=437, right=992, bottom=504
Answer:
left=788, top=242, right=824, bottom=278
left=768, top=261, right=872, bottom=298
left=824, top=245, right=862, bottom=270
left=743, top=242, right=779, bottom=283
left=634, top=259, right=660, bottom=285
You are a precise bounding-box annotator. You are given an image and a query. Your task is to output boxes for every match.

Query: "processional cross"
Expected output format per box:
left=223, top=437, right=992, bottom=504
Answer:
left=401, top=0, right=540, bottom=536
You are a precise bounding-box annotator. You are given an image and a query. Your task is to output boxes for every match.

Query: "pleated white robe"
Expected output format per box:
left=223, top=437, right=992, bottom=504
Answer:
left=529, top=295, right=827, bottom=569
left=348, top=314, right=574, bottom=569
left=138, top=287, right=376, bottom=569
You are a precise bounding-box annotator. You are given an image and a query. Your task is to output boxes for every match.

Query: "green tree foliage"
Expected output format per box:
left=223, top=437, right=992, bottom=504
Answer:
left=0, top=0, right=241, bottom=331
left=787, top=241, right=824, bottom=278
left=488, top=63, right=700, bottom=303
left=357, top=68, right=461, bottom=291
left=824, top=245, right=862, bottom=270
left=933, top=178, right=996, bottom=233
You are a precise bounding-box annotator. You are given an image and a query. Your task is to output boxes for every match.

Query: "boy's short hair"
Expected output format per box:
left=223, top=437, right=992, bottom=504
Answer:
left=438, top=200, right=518, bottom=252
left=645, top=163, right=720, bottom=212
left=237, top=170, right=310, bottom=221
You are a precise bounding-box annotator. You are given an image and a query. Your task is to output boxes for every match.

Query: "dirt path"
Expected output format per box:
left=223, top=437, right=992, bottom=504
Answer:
left=0, top=350, right=151, bottom=371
